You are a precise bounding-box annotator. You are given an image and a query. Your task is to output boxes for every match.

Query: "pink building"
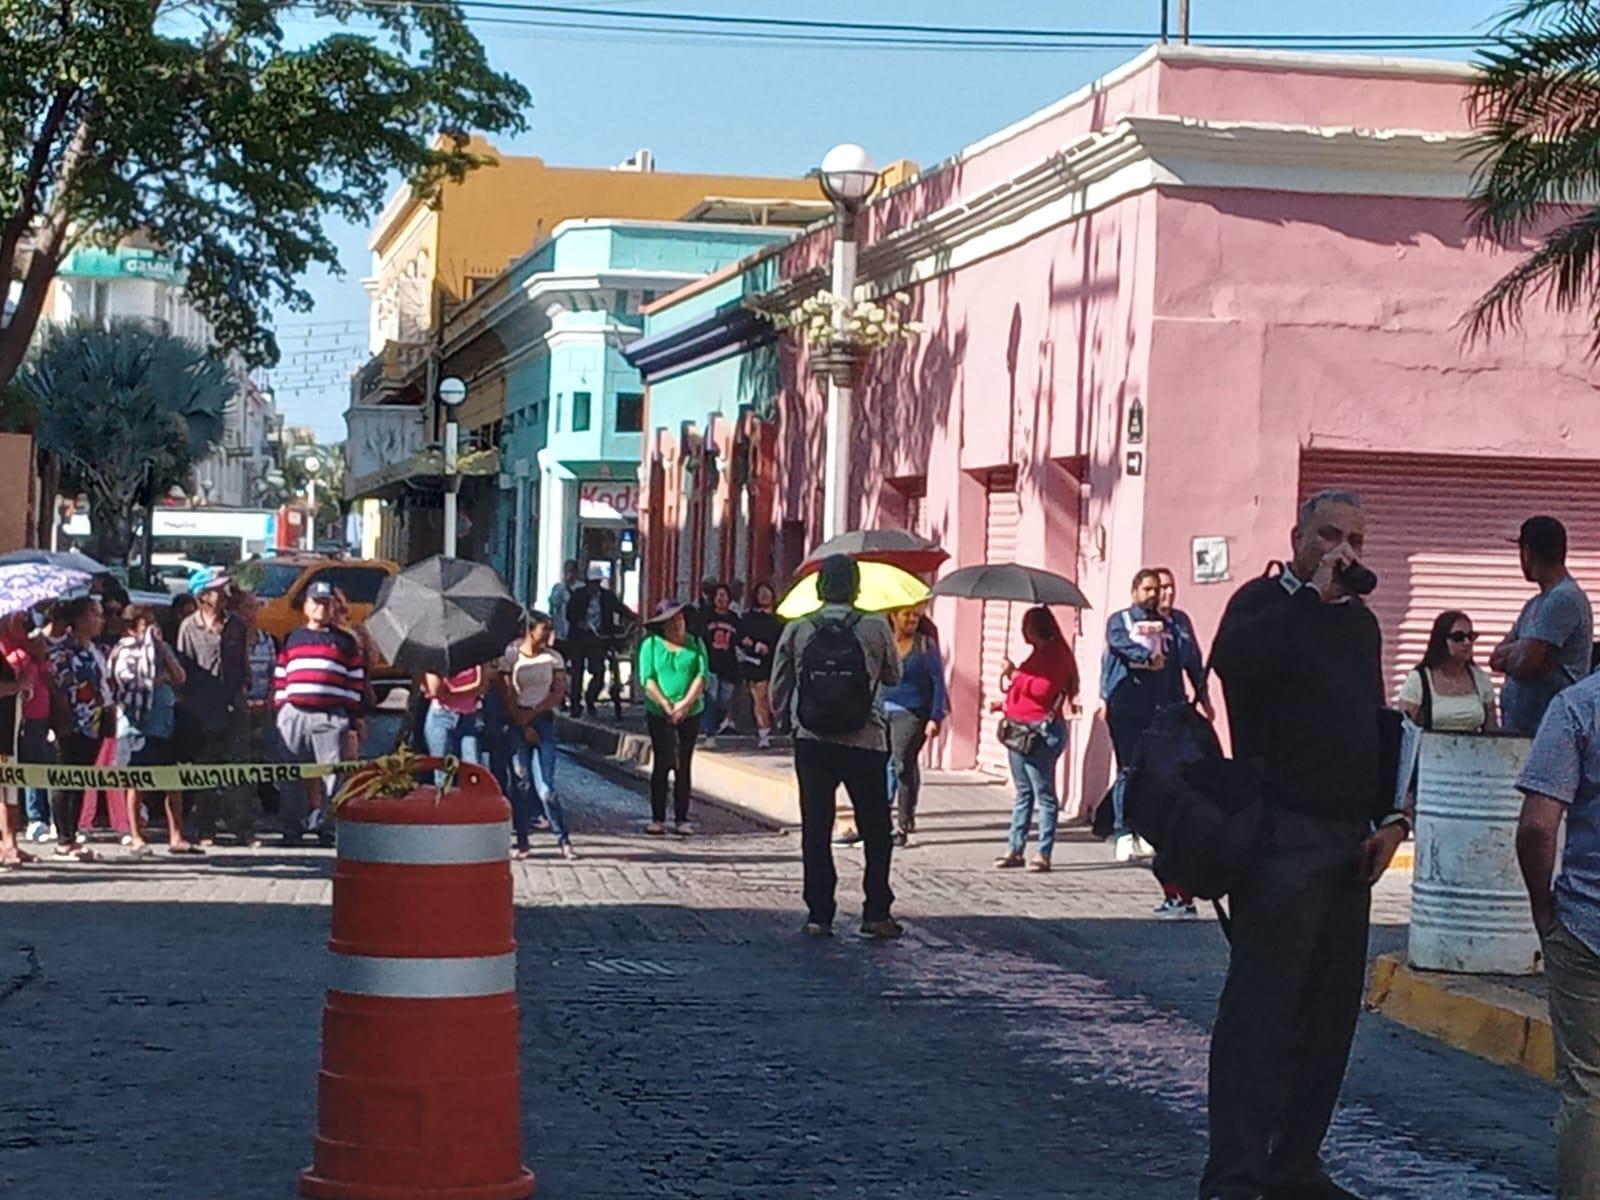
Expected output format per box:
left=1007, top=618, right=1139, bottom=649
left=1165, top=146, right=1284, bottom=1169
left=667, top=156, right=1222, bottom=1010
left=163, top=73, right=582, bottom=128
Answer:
left=638, top=46, right=1600, bottom=814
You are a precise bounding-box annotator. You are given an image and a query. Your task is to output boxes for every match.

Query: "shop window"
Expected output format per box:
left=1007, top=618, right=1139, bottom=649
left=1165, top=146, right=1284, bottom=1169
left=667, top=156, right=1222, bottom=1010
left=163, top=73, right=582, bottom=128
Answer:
left=615, top=392, right=643, bottom=433
left=572, top=391, right=592, bottom=432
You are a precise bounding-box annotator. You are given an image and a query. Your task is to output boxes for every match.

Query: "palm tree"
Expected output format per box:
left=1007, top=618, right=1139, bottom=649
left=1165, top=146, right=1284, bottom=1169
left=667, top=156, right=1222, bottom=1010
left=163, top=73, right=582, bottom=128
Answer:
left=19, top=321, right=234, bottom=562
left=1467, top=1, right=1600, bottom=349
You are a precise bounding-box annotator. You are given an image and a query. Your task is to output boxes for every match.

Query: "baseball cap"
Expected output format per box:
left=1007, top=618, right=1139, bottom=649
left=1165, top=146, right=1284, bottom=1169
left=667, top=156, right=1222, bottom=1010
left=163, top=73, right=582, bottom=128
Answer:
left=1511, top=515, right=1567, bottom=560
left=306, top=580, right=336, bottom=601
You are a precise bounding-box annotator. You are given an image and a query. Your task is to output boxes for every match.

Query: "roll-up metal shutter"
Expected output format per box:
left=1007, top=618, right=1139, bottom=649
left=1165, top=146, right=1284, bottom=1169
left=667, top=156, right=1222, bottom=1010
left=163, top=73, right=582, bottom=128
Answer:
left=977, top=471, right=1021, bottom=775
left=1299, top=450, right=1600, bottom=699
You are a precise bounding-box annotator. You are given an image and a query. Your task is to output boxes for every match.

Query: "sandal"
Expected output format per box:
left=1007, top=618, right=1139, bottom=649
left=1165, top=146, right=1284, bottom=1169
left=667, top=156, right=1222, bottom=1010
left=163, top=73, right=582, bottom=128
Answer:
left=558, top=842, right=577, bottom=861
left=1028, top=857, right=1052, bottom=873
left=72, top=846, right=98, bottom=863
left=994, top=852, right=1026, bottom=869
left=513, top=846, right=533, bottom=860
left=127, top=843, right=155, bottom=860
left=167, top=843, right=206, bottom=856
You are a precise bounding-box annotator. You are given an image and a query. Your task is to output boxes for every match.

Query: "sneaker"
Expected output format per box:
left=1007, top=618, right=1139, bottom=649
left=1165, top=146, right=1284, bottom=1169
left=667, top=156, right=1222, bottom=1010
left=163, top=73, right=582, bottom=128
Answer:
left=644, top=822, right=667, bottom=836
left=757, top=731, right=772, bottom=750
left=891, top=830, right=909, bottom=848
left=702, top=735, right=718, bottom=750
left=24, top=821, right=47, bottom=843
left=858, top=918, right=905, bottom=941
left=1154, top=898, right=1201, bottom=919
left=673, top=821, right=694, bottom=837
left=1114, top=833, right=1137, bottom=862
left=802, top=921, right=833, bottom=938
left=717, top=721, right=737, bottom=736
left=834, top=828, right=862, bottom=847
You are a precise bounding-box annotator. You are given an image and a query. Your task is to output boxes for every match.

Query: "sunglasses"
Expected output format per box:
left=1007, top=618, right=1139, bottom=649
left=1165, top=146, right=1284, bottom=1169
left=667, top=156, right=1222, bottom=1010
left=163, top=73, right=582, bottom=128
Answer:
left=1447, top=631, right=1478, bottom=644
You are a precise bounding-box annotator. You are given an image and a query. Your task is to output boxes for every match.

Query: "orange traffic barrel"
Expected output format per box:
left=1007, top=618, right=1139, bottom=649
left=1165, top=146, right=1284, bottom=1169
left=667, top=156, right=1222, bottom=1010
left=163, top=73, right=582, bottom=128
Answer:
left=300, top=758, right=535, bottom=1200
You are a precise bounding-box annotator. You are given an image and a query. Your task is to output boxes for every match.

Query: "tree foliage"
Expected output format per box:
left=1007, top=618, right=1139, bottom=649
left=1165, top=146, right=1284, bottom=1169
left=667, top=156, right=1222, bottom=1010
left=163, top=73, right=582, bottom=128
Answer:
left=0, top=1, right=529, bottom=384
left=19, top=321, right=235, bottom=561
left=1467, top=0, right=1600, bottom=349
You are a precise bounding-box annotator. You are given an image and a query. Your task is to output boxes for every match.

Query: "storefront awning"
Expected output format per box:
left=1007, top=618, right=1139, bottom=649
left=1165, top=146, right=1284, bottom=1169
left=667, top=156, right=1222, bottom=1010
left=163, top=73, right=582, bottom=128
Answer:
left=622, top=300, right=776, bottom=384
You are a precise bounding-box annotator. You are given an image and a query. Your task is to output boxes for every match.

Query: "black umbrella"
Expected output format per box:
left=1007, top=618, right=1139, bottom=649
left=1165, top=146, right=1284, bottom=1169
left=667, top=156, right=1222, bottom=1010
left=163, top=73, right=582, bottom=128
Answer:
left=930, top=563, right=1091, bottom=608
left=0, top=548, right=109, bottom=576
left=800, top=528, right=948, bottom=575
left=366, top=555, right=523, bottom=675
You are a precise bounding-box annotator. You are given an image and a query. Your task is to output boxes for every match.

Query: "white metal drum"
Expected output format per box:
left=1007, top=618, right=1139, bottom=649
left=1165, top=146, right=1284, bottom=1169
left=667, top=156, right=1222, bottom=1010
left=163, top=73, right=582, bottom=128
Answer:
left=1409, top=732, right=1542, bottom=975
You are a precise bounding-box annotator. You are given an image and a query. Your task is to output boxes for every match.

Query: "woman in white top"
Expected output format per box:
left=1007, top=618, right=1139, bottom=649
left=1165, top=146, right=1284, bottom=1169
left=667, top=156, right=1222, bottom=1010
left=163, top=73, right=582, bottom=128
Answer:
left=1397, top=609, right=1497, bottom=733
left=498, top=609, right=572, bottom=859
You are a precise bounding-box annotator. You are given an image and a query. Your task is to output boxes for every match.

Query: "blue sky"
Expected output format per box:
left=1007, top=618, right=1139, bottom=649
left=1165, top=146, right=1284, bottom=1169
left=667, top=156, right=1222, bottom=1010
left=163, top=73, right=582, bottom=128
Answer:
left=270, top=0, right=1510, bottom=440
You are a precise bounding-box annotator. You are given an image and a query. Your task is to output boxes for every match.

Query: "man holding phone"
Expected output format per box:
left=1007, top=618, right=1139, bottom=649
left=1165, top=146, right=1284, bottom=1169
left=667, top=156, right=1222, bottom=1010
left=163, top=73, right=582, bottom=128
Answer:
left=1203, top=488, right=1408, bottom=1200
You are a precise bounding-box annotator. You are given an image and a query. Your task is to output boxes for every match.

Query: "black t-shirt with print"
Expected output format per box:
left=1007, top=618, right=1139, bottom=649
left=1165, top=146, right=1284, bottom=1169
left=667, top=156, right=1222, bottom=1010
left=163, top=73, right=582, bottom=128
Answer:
left=703, top=611, right=742, bottom=678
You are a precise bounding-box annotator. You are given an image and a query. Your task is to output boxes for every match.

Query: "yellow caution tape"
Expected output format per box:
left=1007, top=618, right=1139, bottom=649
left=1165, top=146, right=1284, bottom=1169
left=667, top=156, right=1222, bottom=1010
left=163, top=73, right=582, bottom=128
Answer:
left=0, top=759, right=357, bottom=793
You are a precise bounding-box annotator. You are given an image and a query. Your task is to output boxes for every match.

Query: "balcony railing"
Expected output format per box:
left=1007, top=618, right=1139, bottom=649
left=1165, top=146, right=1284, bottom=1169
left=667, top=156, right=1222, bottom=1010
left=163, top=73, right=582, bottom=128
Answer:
left=354, top=339, right=429, bottom=406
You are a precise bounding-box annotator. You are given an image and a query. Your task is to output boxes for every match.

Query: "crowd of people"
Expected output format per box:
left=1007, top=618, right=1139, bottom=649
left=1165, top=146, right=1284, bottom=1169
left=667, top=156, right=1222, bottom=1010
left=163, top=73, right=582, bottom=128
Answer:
left=0, top=569, right=371, bottom=864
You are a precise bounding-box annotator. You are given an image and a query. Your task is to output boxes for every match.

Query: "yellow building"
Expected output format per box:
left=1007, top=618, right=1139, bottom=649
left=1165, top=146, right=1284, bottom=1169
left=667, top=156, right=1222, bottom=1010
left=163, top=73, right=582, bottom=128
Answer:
left=362, top=139, right=821, bottom=363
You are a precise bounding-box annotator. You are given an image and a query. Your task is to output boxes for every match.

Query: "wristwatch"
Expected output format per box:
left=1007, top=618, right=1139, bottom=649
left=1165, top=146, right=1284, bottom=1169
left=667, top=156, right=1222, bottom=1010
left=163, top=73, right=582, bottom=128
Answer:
left=1378, top=811, right=1412, bottom=837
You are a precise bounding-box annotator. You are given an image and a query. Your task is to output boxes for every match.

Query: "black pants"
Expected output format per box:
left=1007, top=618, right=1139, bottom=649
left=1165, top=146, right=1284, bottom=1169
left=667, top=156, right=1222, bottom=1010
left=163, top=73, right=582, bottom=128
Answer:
left=646, top=713, right=697, bottom=824
left=796, top=739, right=894, bottom=926
left=887, top=708, right=927, bottom=833
left=52, top=732, right=99, bottom=845
left=1202, top=808, right=1372, bottom=1199
left=569, top=633, right=607, bottom=711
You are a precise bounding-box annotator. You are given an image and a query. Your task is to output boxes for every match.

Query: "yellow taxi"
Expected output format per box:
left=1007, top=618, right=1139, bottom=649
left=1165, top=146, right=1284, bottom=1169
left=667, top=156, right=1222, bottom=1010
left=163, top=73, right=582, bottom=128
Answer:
left=233, top=554, right=403, bottom=681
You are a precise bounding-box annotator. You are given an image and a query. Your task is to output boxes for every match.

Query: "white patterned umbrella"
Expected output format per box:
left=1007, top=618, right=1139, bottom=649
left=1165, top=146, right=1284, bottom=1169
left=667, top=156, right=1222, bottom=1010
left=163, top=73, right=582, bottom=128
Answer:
left=0, top=562, right=92, bottom=617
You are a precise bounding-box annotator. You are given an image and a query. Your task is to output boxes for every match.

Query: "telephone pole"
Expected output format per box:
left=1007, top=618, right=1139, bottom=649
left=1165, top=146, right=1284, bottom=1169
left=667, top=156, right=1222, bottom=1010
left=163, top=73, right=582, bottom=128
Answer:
left=1179, top=0, right=1191, bottom=43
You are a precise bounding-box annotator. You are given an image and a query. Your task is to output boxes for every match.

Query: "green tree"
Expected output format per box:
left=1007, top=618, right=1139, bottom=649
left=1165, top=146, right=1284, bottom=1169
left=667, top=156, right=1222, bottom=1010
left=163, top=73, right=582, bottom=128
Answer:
left=0, top=1, right=528, bottom=385
left=1468, top=1, right=1600, bottom=346
left=19, top=321, right=234, bottom=562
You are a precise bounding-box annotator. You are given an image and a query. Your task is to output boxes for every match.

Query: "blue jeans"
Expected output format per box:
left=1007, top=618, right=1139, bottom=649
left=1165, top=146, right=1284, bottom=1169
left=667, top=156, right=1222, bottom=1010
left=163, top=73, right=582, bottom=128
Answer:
left=701, top=675, right=737, bottom=735
left=1007, top=718, right=1067, bottom=859
left=19, top=718, right=52, bottom=824
left=423, top=703, right=483, bottom=770
left=509, top=713, right=565, bottom=846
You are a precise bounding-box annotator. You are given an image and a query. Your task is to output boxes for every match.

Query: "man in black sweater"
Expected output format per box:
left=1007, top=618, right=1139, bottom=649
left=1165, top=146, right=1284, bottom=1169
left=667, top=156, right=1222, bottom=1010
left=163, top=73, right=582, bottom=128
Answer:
left=1202, top=488, right=1409, bottom=1200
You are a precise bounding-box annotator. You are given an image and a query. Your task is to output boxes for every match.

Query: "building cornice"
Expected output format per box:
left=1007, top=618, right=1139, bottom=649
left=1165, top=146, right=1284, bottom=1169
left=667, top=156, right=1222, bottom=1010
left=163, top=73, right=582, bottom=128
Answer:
left=760, top=114, right=1488, bottom=308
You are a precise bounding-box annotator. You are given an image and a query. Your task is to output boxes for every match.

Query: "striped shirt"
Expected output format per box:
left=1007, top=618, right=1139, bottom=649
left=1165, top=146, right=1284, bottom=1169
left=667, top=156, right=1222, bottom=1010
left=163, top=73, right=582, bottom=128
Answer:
left=275, top=627, right=365, bottom=713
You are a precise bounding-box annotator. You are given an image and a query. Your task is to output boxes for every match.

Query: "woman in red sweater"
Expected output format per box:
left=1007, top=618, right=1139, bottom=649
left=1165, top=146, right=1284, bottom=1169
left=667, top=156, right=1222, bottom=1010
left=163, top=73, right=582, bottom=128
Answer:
left=993, top=606, right=1079, bottom=872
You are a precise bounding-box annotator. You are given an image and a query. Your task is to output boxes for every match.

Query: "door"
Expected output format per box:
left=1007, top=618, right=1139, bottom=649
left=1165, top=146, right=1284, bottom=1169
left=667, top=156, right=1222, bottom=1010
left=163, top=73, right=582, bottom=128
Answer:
left=1299, top=450, right=1600, bottom=697
left=977, top=473, right=1021, bottom=775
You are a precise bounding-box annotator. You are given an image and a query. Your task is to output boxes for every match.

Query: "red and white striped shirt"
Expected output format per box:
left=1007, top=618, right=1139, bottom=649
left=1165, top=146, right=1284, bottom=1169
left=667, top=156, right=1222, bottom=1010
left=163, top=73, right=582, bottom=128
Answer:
left=275, top=627, right=365, bottom=714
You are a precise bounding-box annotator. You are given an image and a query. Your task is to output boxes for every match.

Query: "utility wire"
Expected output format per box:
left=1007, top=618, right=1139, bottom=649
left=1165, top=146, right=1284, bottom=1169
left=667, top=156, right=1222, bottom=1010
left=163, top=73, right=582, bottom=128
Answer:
left=288, top=1, right=1493, bottom=53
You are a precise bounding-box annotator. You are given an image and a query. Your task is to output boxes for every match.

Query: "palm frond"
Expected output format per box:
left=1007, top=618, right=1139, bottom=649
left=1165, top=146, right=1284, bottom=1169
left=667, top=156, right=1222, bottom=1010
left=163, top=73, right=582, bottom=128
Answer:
left=1465, top=204, right=1600, bottom=349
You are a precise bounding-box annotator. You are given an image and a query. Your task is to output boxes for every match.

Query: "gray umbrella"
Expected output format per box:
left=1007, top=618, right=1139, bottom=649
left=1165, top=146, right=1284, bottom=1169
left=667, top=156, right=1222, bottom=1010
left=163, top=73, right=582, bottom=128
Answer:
left=930, top=563, right=1091, bottom=608
left=366, top=555, right=523, bottom=676
left=0, top=548, right=109, bottom=576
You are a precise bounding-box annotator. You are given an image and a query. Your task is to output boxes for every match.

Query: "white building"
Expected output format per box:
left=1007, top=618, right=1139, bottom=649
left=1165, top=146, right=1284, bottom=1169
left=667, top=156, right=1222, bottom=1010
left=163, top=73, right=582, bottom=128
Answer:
left=49, top=243, right=282, bottom=508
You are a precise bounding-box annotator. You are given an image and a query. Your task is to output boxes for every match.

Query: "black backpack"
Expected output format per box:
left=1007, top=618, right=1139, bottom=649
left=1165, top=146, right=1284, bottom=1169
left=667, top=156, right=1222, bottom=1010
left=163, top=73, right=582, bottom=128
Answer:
left=797, top=612, right=873, bottom=735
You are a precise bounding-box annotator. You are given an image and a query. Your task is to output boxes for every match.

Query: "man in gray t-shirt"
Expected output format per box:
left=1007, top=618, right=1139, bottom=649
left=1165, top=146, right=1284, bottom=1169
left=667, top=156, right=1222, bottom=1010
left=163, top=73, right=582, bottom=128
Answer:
left=1493, top=516, right=1593, bottom=735
left=1516, top=673, right=1600, bottom=1196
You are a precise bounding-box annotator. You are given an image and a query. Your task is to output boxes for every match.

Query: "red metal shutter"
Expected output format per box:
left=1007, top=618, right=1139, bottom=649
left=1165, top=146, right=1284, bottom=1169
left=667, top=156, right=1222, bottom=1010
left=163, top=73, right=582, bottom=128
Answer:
left=977, top=473, right=1021, bottom=775
left=1298, top=450, right=1600, bottom=699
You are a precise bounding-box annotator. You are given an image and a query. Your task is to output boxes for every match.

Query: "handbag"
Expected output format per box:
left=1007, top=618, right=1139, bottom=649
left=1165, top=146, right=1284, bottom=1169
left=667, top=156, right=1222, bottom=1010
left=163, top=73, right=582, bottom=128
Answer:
left=997, top=716, right=1045, bottom=757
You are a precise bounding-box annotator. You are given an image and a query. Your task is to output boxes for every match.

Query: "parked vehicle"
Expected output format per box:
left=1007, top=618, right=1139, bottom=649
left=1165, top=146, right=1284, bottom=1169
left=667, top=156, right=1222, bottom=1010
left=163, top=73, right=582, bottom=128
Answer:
left=232, top=553, right=403, bottom=683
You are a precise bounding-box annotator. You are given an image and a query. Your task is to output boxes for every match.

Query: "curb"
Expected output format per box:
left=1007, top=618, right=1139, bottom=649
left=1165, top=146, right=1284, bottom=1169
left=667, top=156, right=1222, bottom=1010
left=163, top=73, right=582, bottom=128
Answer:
left=555, top=716, right=797, bottom=831
left=1365, top=952, right=1553, bottom=1081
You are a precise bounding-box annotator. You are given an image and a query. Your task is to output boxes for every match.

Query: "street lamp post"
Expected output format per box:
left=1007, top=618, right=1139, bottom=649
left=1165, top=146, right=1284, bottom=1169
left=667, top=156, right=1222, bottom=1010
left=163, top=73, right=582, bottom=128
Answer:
left=302, top=455, right=321, bottom=551
left=816, top=143, right=878, bottom=541
left=438, top=376, right=469, bottom=558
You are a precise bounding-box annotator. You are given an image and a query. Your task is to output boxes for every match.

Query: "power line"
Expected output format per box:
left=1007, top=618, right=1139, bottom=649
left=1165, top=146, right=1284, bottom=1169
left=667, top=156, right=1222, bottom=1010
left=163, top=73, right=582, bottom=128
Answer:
left=287, top=1, right=1493, bottom=54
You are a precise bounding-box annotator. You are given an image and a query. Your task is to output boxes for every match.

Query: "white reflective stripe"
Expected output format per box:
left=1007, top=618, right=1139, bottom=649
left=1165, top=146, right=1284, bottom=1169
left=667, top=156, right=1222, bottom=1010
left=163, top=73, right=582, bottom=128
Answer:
left=337, top=821, right=510, bottom=865
left=329, top=952, right=516, bottom=998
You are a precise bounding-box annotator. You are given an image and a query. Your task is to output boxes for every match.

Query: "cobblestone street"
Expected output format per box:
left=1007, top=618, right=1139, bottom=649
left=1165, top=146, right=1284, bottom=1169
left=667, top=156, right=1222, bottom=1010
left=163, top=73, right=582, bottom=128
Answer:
left=0, top=754, right=1561, bottom=1198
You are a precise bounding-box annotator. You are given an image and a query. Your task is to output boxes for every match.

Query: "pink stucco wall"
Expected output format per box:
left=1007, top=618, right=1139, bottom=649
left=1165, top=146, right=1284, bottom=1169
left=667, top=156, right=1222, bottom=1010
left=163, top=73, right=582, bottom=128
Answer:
left=762, top=47, right=1600, bottom=812
left=1142, top=187, right=1600, bottom=663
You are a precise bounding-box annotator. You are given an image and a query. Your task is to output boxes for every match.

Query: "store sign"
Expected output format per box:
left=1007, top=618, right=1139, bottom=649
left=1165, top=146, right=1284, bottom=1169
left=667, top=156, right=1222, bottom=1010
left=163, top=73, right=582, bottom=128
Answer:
left=579, top=482, right=638, bottom=522
left=59, top=247, right=182, bottom=285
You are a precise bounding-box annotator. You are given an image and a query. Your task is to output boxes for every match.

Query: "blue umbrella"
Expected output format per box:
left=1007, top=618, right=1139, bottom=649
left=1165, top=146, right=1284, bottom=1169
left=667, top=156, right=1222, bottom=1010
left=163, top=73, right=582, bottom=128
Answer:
left=0, top=548, right=109, bottom=576
left=0, top=562, right=92, bottom=617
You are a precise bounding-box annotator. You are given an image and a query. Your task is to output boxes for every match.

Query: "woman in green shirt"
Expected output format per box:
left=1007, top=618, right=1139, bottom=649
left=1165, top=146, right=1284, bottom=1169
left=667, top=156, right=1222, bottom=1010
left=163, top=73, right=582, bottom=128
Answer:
left=637, top=599, right=710, bottom=836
